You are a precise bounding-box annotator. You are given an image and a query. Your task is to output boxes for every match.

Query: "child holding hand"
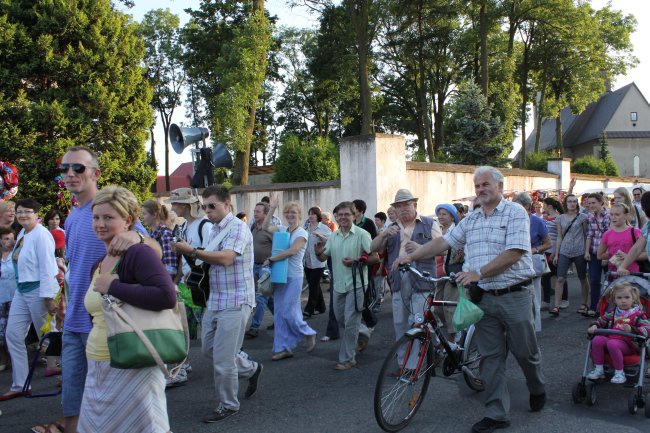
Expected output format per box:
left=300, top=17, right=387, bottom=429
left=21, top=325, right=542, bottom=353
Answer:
left=586, top=281, right=650, bottom=384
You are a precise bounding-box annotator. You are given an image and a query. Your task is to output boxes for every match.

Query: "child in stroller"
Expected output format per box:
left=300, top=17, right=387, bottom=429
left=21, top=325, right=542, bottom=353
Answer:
left=586, top=278, right=650, bottom=384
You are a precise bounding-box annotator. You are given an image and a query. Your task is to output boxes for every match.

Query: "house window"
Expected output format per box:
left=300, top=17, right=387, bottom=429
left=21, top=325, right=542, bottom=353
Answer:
left=634, top=155, right=640, bottom=177
left=631, top=112, right=638, bottom=121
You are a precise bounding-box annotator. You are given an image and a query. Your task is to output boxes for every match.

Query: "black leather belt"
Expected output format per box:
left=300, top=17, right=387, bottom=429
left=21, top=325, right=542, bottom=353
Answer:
left=485, top=279, right=532, bottom=296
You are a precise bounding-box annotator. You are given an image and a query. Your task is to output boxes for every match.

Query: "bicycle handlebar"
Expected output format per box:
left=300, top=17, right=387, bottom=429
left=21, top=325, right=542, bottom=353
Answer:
left=399, top=263, right=455, bottom=284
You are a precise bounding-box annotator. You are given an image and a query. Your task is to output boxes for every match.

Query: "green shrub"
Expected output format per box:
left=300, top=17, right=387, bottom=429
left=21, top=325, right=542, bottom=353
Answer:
left=272, top=135, right=340, bottom=183
left=603, top=156, right=620, bottom=176
left=523, top=152, right=552, bottom=172
left=572, top=156, right=606, bottom=175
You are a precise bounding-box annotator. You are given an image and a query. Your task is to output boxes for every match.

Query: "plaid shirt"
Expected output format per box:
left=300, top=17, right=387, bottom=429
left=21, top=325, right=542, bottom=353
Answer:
left=206, top=213, right=255, bottom=311
left=150, top=224, right=178, bottom=276
left=586, top=208, right=611, bottom=255
left=444, top=198, right=535, bottom=290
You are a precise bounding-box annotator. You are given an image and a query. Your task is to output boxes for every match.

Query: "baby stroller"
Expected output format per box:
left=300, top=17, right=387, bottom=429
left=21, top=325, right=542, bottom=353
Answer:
left=572, top=273, right=650, bottom=416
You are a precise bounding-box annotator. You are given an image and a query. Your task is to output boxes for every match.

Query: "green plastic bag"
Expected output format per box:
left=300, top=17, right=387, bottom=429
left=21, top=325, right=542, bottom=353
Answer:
left=452, top=284, right=484, bottom=332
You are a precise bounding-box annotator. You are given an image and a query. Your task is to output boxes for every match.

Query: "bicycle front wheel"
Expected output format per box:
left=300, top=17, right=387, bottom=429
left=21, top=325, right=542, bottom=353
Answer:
left=461, top=325, right=484, bottom=392
left=374, top=334, right=433, bottom=432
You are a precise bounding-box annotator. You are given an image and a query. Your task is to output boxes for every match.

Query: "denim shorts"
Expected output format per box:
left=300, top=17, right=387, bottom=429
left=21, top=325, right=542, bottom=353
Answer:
left=61, top=330, right=89, bottom=417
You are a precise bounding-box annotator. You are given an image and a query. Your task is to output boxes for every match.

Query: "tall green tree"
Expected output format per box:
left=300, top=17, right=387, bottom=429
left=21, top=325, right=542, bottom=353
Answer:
left=182, top=0, right=272, bottom=185
left=139, top=8, right=185, bottom=192
left=0, top=0, right=155, bottom=207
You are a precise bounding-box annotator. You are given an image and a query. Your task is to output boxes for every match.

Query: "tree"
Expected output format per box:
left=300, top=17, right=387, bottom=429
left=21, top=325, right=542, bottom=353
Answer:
left=182, top=0, right=272, bottom=185
left=139, top=8, right=185, bottom=192
left=272, top=135, right=339, bottom=183
left=442, top=81, right=507, bottom=166
left=0, top=0, right=155, bottom=207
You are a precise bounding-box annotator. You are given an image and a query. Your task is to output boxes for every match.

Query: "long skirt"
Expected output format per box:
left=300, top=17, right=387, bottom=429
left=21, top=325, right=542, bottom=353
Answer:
left=273, top=275, right=316, bottom=353
left=77, top=359, right=169, bottom=433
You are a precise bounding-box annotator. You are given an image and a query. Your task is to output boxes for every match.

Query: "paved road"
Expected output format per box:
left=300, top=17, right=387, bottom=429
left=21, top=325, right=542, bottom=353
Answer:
left=1, top=276, right=649, bottom=433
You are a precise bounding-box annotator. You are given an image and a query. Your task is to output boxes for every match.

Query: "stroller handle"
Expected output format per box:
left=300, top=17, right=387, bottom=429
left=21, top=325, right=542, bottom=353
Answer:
left=607, top=271, right=650, bottom=278
left=592, top=328, right=648, bottom=344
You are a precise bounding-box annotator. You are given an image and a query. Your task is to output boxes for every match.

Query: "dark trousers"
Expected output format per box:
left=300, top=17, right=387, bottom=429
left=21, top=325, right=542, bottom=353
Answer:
left=304, top=267, right=326, bottom=314
left=541, top=254, right=567, bottom=303
left=588, top=256, right=604, bottom=311
left=325, top=258, right=340, bottom=339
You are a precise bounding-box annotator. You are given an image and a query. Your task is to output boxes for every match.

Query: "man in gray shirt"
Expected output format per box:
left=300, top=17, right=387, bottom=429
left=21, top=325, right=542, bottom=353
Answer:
left=246, top=202, right=274, bottom=338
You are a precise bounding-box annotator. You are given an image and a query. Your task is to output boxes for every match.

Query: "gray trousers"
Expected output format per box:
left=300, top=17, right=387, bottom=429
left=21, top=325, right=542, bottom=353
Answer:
left=333, top=289, right=364, bottom=364
left=201, top=305, right=257, bottom=411
left=474, top=287, right=546, bottom=421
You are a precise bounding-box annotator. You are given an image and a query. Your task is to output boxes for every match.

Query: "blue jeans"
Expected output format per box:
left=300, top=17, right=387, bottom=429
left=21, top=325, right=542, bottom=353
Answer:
left=588, top=256, right=604, bottom=311
left=251, top=264, right=274, bottom=330
left=61, top=330, right=89, bottom=417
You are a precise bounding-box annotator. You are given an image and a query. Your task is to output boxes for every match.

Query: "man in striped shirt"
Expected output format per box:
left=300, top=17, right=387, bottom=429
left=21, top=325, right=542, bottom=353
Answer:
left=173, top=185, right=261, bottom=423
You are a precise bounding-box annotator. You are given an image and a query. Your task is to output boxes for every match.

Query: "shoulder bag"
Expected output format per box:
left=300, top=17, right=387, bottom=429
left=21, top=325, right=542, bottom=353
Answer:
left=630, top=228, right=650, bottom=273
left=101, top=262, right=189, bottom=379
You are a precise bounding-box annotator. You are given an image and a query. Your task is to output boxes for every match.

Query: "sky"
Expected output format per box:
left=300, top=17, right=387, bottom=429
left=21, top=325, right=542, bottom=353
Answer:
left=118, top=0, right=650, bottom=175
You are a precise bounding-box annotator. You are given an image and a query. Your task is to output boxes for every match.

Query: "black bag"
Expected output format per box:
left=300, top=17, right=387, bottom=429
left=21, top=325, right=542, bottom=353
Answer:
left=352, top=261, right=378, bottom=328
left=182, top=220, right=212, bottom=308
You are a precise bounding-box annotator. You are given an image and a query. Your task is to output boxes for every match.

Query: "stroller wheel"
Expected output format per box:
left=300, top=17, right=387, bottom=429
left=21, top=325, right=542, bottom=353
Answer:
left=585, top=383, right=596, bottom=407
left=645, top=394, right=650, bottom=418
left=628, top=393, right=638, bottom=415
left=572, top=382, right=585, bottom=404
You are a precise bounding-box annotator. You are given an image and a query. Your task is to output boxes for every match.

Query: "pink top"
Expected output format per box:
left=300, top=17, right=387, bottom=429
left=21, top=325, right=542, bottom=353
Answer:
left=602, top=226, right=642, bottom=272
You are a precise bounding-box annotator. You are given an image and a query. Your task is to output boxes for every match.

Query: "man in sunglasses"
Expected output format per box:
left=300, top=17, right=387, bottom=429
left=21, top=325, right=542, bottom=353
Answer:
left=173, top=185, right=261, bottom=423
left=56, top=146, right=161, bottom=433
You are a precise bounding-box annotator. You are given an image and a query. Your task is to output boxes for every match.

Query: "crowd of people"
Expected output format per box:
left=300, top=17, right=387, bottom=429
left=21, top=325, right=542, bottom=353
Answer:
left=1, top=152, right=650, bottom=433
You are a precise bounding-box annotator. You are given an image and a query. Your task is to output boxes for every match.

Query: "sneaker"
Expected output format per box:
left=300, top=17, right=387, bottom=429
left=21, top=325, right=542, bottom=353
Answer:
left=166, top=368, right=188, bottom=388
left=244, top=363, right=263, bottom=399
left=611, top=370, right=626, bottom=384
left=471, top=417, right=510, bottom=433
left=203, top=405, right=238, bottom=423
left=181, top=363, right=192, bottom=374
left=586, top=367, right=605, bottom=380
left=560, top=300, right=570, bottom=309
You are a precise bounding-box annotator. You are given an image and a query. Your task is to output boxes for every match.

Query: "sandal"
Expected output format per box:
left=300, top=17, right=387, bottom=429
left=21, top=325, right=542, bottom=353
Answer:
left=549, top=307, right=560, bottom=317
left=583, top=310, right=598, bottom=318
left=31, top=422, right=64, bottom=433
left=576, top=304, right=588, bottom=314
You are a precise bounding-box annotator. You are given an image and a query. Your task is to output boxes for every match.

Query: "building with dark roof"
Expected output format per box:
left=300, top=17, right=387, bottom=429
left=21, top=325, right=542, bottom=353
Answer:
left=522, top=82, right=650, bottom=177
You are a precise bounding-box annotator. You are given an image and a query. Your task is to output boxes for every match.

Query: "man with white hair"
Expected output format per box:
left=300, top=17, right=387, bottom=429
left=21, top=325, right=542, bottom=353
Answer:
left=394, top=166, right=545, bottom=433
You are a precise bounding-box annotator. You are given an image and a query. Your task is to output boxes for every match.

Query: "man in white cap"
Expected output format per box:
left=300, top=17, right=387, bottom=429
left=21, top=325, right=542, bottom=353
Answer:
left=165, top=187, right=213, bottom=387
left=370, top=188, right=442, bottom=356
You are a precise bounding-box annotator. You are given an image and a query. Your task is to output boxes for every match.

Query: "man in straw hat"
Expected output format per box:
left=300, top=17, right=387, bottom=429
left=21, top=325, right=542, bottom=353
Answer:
left=165, top=188, right=213, bottom=387
left=393, top=167, right=545, bottom=433
left=370, top=188, right=442, bottom=362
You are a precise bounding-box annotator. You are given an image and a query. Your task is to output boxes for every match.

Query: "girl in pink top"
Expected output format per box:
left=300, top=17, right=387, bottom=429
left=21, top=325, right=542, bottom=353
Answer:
left=598, top=203, right=641, bottom=273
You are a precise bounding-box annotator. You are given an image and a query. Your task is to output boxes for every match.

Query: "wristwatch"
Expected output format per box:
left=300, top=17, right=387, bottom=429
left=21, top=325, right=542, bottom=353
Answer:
left=137, top=231, right=145, bottom=244
left=191, top=248, right=198, bottom=259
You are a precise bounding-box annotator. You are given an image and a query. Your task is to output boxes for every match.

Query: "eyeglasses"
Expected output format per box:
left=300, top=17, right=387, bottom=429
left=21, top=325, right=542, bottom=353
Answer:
left=201, top=203, right=218, bottom=211
left=58, top=163, right=96, bottom=174
left=16, top=210, right=34, bottom=215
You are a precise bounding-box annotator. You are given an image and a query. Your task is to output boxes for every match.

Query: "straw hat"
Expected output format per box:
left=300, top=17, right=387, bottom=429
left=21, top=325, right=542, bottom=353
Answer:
left=391, top=189, right=418, bottom=206
left=165, top=188, right=198, bottom=204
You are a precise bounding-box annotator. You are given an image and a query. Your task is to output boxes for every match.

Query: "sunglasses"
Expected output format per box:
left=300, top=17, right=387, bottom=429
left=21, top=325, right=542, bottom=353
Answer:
left=201, top=203, right=218, bottom=211
left=58, top=163, right=95, bottom=174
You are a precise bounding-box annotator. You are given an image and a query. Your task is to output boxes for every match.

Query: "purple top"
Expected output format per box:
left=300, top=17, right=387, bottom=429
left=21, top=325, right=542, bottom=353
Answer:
left=92, top=243, right=176, bottom=311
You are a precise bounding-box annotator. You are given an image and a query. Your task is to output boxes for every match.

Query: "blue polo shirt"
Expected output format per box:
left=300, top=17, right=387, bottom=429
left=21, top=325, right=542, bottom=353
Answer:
left=529, top=214, right=548, bottom=249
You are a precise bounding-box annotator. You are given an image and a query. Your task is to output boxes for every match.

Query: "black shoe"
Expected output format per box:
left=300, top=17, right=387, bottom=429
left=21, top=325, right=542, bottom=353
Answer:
left=245, top=328, right=259, bottom=339
left=266, top=323, right=275, bottom=330
left=203, top=406, right=238, bottom=423
left=530, top=392, right=546, bottom=412
left=245, top=363, right=263, bottom=399
left=471, top=417, right=510, bottom=433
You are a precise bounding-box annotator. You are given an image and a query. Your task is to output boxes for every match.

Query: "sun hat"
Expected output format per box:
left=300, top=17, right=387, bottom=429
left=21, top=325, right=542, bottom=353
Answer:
left=165, top=188, right=198, bottom=204
left=391, top=189, right=418, bottom=206
left=435, top=204, right=459, bottom=224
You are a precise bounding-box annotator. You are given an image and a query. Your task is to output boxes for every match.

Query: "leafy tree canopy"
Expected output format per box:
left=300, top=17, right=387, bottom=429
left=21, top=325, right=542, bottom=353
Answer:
left=272, top=135, right=339, bottom=183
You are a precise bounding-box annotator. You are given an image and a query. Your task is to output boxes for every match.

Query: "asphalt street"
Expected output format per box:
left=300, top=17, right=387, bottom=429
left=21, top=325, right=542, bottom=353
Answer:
left=1, top=275, right=649, bottom=433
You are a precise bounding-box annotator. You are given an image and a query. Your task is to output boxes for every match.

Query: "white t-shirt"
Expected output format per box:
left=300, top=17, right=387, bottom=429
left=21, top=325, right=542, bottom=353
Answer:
left=181, top=217, right=213, bottom=276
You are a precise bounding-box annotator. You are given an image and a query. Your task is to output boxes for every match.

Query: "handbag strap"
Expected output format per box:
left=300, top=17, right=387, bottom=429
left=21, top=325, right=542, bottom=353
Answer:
left=106, top=298, right=190, bottom=379
left=560, top=215, right=579, bottom=245
left=351, top=261, right=366, bottom=313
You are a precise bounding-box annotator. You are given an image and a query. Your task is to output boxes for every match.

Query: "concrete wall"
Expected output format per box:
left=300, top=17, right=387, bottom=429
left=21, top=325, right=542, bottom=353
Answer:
left=606, top=85, right=650, bottom=132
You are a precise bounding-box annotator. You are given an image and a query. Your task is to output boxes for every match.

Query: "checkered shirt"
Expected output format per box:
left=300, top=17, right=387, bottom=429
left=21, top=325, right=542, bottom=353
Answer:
left=150, top=224, right=178, bottom=276
left=586, top=208, right=611, bottom=255
left=206, top=213, right=255, bottom=311
left=444, top=198, right=535, bottom=290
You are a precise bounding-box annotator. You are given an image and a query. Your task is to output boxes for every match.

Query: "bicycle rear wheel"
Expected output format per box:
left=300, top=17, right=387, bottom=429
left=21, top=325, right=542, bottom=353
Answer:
left=374, top=334, right=433, bottom=432
left=461, top=325, right=484, bottom=392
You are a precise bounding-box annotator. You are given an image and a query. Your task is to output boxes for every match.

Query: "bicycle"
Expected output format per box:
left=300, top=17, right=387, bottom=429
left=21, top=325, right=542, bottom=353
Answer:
left=373, top=264, right=484, bottom=432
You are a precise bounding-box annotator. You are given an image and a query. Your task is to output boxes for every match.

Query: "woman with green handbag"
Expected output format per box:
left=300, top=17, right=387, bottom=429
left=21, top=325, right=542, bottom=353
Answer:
left=77, top=186, right=176, bottom=433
